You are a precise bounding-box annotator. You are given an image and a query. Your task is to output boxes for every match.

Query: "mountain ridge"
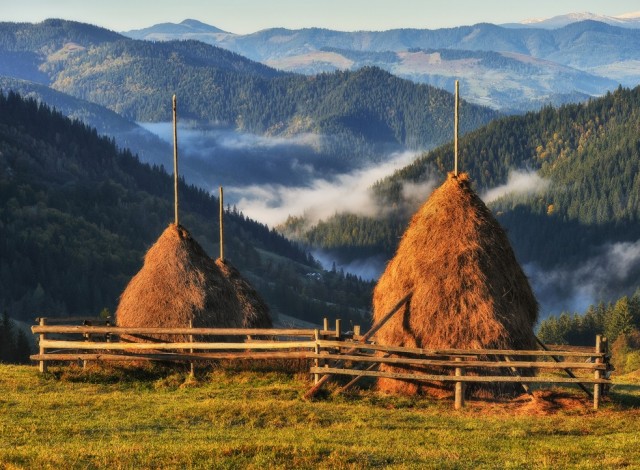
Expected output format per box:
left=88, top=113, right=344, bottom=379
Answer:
left=122, top=19, right=640, bottom=111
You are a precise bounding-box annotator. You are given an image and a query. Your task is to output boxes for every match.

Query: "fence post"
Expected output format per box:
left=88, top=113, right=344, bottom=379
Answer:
left=313, top=329, right=320, bottom=384
left=323, top=318, right=329, bottom=336
left=335, top=319, right=341, bottom=340
left=353, top=325, right=361, bottom=340
left=189, top=320, right=195, bottom=377
left=602, top=336, right=609, bottom=396
left=38, top=318, right=47, bottom=373
left=594, top=335, right=602, bottom=410
left=454, top=357, right=465, bottom=410
left=82, top=320, right=91, bottom=369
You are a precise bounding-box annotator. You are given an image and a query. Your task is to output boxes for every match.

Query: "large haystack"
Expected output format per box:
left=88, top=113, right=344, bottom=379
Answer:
left=215, top=259, right=272, bottom=328
left=373, top=172, right=538, bottom=395
left=116, top=224, right=244, bottom=340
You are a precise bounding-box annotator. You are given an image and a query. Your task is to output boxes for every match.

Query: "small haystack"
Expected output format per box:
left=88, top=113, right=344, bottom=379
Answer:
left=116, top=224, right=244, bottom=340
left=215, top=259, right=272, bottom=328
left=372, top=172, right=538, bottom=395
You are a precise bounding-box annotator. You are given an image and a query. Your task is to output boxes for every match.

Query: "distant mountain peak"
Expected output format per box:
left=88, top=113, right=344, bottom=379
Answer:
left=616, top=11, right=640, bottom=19
left=178, top=19, right=228, bottom=33
left=122, top=19, right=231, bottom=39
left=514, top=11, right=640, bottom=29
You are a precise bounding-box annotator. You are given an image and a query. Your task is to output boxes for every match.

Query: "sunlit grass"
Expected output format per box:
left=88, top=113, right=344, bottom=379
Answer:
left=1, top=363, right=639, bottom=469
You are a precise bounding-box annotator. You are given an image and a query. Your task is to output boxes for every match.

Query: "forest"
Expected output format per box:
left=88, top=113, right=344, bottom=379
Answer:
left=0, top=90, right=374, bottom=325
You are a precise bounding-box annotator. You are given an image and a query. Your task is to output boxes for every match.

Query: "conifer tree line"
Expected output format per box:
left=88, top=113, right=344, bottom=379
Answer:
left=537, top=290, right=640, bottom=374
left=0, top=312, right=32, bottom=363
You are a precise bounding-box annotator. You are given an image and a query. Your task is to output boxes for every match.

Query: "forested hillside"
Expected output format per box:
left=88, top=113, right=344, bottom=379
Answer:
left=288, top=85, right=640, bottom=272
left=0, top=91, right=373, bottom=324
left=0, top=20, right=498, bottom=155
left=0, top=76, right=171, bottom=165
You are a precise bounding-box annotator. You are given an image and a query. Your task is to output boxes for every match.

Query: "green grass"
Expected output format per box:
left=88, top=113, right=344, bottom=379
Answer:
left=1, top=363, right=639, bottom=469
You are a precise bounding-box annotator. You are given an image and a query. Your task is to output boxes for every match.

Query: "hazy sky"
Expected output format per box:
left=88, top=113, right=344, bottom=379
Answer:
left=4, top=0, right=640, bottom=34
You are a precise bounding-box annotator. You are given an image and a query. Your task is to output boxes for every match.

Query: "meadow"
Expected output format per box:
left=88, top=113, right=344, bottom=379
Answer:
left=1, top=363, right=639, bottom=469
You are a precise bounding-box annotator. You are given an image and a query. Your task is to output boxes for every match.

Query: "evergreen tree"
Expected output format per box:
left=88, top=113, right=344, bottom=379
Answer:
left=605, top=297, right=635, bottom=343
left=0, top=312, right=14, bottom=362
left=12, top=330, right=32, bottom=364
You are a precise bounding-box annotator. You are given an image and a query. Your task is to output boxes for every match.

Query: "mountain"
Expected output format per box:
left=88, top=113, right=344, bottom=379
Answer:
left=0, top=90, right=374, bottom=325
left=125, top=19, right=231, bottom=40
left=0, top=19, right=498, bottom=183
left=506, top=11, right=640, bottom=29
left=283, top=85, right=640, bottom=315
left=265, top=47, right=616, bottom=112
left=123, top=19, right=640, bottom=110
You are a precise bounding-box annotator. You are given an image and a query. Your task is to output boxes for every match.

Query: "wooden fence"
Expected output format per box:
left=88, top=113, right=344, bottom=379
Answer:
left=31, top=316, right=611, bottom=410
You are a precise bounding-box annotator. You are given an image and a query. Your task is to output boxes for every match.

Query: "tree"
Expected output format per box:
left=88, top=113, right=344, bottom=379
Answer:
left=605, top=297, right=635, bottom=343
left=0, top=311, right=14, bottom=362
left=12, top=329, right=32, bottom=364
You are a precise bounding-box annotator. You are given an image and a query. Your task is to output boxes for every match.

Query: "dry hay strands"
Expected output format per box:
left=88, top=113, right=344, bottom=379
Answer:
left=116, top=224, right=244, bottom=342
left=215, top=258, right=272, bottom=329
left=372, top=172, right=539, bottom=397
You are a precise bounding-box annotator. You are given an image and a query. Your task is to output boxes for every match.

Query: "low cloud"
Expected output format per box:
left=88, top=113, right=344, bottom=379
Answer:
left=482, top=169, right=550, bottom=204
left=312, top=250, right=386, bottom=281
left=138, top=122, right=327, bottom=188
left=228, top=150, right=421, bottom=227
left=139, top=122, right=321, bottom=153
left=401, top=180, right=438, bottom=208
left=526, top=239, right=640, bottom=317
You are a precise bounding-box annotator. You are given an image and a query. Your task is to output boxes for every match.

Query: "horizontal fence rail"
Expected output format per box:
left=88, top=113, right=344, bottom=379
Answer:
left=31, top=317, right=611, bottom=410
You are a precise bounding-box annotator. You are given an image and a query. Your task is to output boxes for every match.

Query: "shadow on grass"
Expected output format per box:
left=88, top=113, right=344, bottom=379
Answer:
left=608, top=383, right=640, bottom=409
left=46, top=362, right=192, bottom=385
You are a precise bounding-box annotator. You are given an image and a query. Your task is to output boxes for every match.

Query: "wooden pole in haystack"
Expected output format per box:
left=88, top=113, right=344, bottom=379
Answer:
left=454, top=80, right=459, bottom=177
left=219, top=186, right=224, bottom=262
left=173, top=94, right=179, bottom=226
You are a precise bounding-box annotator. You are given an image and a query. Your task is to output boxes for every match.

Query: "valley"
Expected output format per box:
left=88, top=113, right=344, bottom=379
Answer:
left=1, top=14, right=640, bottom=323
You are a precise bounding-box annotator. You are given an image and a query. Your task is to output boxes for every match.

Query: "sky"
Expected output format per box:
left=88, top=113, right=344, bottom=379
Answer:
left=3, top=0, right=640, bottom=34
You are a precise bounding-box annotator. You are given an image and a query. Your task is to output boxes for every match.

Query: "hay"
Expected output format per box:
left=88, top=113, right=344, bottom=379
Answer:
left=116, top=224, right=244, bottom=341
left=372, top=172, right=538, bottom=395
left=215, top=258, right=272, bottom=328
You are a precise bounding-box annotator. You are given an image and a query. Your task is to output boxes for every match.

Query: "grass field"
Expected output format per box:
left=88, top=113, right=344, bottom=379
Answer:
left=1, top=363, right=639, bottom=469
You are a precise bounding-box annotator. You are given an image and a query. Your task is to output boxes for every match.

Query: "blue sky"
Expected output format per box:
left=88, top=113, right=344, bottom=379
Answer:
left=4, top=0, right=640, bottom=33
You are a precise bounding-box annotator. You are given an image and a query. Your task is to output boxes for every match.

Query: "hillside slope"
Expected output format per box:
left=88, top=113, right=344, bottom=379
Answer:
left=0, top=76, right=171, bottom=165
left=0, top=91, right=373, bottom=324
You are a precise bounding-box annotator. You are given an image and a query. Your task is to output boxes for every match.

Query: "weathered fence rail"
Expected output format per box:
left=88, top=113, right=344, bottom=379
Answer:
left=31, top=317, right=611, bottom=410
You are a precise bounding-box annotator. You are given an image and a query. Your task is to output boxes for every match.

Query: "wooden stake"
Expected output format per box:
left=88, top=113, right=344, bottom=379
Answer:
left=219, top=186, right=224, bottom=262
left=535, top=335, right=592, bottom=398
left=454, top=80, right=459, bottom=177
left=173, top=94, right=179, bottom=226
left=304, top=292, right=412, bottom=399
